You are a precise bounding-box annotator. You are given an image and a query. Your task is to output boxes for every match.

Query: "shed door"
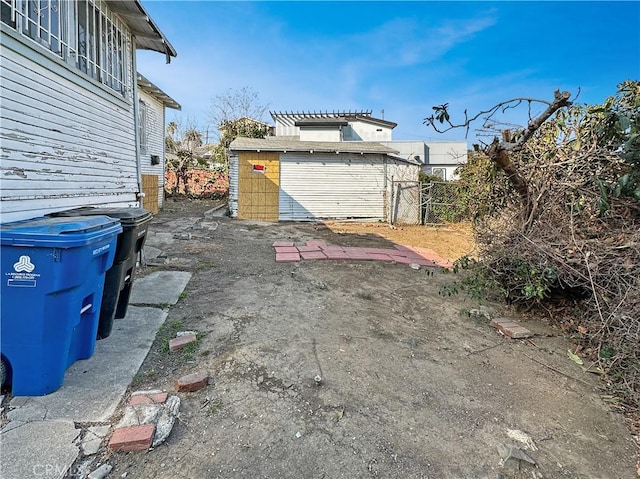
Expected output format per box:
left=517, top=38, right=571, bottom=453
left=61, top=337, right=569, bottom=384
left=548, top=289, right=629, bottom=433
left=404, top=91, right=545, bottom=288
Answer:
left=238, top=152, right=280, bottom=221
left=279, top=154, right=385, bottom=221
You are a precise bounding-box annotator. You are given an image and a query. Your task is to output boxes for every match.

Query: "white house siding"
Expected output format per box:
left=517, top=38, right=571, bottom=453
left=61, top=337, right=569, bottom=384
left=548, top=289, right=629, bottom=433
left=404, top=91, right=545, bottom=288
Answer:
left=344, top=121, right=393, bottom=142
left=0, top=29, right=137, bottom=223
left=279, top=153, right=386, bottom=221
left=298, top=127, right=342, bottom=142
left=138, top=89, right=165, bottom=209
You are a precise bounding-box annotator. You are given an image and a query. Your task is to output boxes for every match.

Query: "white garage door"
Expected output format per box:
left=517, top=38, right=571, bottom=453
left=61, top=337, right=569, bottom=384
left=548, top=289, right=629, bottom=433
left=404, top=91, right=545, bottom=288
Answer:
left=279, top=154, right=386, bottom=221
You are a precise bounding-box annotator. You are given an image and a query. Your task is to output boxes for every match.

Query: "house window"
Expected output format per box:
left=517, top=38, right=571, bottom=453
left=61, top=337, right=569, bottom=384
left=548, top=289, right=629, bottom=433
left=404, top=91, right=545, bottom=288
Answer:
left=1, top=0, right=131, bottom=97
left=138, top=100, right=148, bottom=154
left=430, top=168, right=446, bottom=180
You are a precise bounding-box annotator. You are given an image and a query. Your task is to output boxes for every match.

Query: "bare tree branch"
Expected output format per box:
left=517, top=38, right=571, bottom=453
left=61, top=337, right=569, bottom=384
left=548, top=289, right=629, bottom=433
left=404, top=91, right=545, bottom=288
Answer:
left=425, top=90, right=573, bottom=230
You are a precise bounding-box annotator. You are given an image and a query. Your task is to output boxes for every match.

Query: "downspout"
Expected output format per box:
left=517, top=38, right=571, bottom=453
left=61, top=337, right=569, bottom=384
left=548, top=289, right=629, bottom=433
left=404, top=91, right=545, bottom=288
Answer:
left=161, top=103, right=166, bottom=209
left=132, top=37, right=144, bottom=207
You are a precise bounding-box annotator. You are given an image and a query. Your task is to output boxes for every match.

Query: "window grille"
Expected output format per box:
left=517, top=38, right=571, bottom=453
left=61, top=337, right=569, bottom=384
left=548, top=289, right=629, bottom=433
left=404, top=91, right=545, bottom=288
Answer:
left=1, top=0, right=131, bottom=97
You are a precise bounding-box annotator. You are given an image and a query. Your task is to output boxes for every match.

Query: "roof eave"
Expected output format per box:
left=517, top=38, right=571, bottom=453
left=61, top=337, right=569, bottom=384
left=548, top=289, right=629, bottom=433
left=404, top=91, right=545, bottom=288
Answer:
left=137, top=73, right=181, bottom=110
left=107, top=0, right=177, bottom=62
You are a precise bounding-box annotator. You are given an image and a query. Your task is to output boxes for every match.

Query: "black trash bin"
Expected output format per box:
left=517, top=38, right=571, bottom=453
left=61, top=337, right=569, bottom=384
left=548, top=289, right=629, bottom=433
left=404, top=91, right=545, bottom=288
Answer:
left=48, top=207, right=152, bottom=339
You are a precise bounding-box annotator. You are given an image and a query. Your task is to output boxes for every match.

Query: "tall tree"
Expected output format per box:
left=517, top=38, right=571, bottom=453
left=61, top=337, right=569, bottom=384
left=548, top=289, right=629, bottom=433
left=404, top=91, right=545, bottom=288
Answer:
left=209, top=87, right=271, bottom=169
left=210, top=86, right=269, bottom=129
left=165, top=120, right=205, bottom=195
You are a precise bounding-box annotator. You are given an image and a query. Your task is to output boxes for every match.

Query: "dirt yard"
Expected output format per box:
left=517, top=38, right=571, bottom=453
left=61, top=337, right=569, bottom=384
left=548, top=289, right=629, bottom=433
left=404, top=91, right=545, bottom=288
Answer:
left=106, top=198, right=636, bottom=478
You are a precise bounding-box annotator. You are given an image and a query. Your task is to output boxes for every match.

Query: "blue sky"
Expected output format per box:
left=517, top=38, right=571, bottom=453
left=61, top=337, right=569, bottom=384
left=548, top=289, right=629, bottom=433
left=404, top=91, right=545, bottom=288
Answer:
left=136, top=1, right=640, bottom=144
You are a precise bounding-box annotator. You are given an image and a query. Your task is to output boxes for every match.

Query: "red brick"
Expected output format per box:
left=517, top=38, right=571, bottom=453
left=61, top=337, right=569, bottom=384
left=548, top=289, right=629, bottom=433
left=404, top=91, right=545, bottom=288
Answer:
left=128, top=391, right=168, bottom=406
left=322, top=246, right=345, bottom=252
left=345, top=249, right=374, bottom=260
left=274, top=246, right=298, bottom=253
left=176, top=371, right=209, bottom=392
left=275, top=252, right=300, bottom=263
left=297, top=245, right=321, bottom=252
left=363, top=247, right=394, bottom=255
left=368, top=253, right=394, bottom=262
left=272, top=241, right=294, bottom=247
left=503, top=326, right=533, bottom=339
left=325, top=250, right=351, bottom=260
left=490, top=318, right=517, bottom=329
left=300, top=250, right=327, bottom=260
left=491, top=319, right=533, bottom=339
left=109, top=424, right=155, bottom=452
left=169, top=333, right=197, bottom=352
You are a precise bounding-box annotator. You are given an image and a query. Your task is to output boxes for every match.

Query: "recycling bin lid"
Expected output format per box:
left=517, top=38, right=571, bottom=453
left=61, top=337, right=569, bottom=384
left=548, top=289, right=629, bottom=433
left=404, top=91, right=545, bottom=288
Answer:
left=1, top=216, right=122, bottom=248
left=49, top=207, right=152, bottom=227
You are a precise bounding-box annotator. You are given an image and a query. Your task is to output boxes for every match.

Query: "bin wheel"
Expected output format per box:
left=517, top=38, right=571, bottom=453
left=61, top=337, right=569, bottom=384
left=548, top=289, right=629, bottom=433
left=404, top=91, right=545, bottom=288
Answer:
left=0, top=358, right=7, bottom=386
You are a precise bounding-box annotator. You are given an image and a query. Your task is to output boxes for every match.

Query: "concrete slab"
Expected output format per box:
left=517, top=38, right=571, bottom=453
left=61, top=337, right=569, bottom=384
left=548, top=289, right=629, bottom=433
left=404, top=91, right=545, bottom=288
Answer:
left=1, top=419, right=79, bottom=479
left=129, top=271, right=192, bottom=306
left=143, top=245, right=163, bottom=261
left=7, top=306, right=168, bottom=423
left=145, top=231, right=176, bottom=247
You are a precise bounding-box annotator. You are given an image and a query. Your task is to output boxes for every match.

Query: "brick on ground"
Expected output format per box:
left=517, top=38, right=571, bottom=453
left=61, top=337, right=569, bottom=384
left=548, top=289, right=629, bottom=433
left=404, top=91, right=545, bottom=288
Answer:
left=109, top=424, right=155, bottom=452
left=367, top=253, right=394, bottom=262
left=297, top=245, right=321, bottom=252
left=325, top=250, right=351, bottom=260
left=491, top=318, right=533, bottom=339
left=300, top=250, right=327, bottom=260
left=274, top=246, right=299, bottom=253
left=176, top=370, right=209, bottom=392
left=345, top=249, right=373, bottom=260
left=169, top=333, right=197, bottom=352
left=275, top=252, right=300, bottom=263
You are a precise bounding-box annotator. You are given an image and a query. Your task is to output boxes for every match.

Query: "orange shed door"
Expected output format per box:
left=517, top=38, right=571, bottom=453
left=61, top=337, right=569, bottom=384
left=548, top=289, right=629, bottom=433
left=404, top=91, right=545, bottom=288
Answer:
left=237, top=152, right=280, bottom=221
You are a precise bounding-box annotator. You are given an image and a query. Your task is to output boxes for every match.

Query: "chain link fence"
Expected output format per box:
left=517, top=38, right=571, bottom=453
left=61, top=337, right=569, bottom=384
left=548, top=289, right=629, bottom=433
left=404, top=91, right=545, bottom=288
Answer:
left=389, top=181, right=421, bottom=225
left=422, top=181, right=463, bottom=224
left=389, top=181, right=463, bottom=225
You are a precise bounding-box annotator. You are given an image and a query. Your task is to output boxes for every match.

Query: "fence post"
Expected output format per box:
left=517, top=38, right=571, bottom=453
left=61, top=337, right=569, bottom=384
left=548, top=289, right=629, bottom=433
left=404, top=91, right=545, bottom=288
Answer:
left=389, top=179, right=395, bottom=225
left=425, top=183, right=432, bottom=224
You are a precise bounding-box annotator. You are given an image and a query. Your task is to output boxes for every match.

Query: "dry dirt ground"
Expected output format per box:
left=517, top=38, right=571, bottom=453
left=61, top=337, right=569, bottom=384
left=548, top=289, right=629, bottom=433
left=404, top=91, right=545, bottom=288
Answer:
left=106, top=198, right=636, bottom=478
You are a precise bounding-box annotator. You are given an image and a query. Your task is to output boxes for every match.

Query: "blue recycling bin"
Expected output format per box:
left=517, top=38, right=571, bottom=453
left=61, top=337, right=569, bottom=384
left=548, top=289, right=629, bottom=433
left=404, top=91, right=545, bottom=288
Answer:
left=49, top=207, right=153, bottom=339
left=0, top=216, right=122, bottom=396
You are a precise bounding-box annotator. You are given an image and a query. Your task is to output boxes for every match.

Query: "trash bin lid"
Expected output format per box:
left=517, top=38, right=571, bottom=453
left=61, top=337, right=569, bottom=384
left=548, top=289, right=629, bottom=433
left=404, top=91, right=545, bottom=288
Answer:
left=1, top=216, right=122, bottom=247
left=49, top=207, right=152, bottom=227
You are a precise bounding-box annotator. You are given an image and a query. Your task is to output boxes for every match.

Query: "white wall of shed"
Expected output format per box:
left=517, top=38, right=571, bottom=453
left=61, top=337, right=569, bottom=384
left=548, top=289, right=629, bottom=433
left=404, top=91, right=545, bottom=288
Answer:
left=0, top=28, right=138, bottom=223
left=279, top=153, right=386, bottom=221
left=138, top=89, right=166, bottom=209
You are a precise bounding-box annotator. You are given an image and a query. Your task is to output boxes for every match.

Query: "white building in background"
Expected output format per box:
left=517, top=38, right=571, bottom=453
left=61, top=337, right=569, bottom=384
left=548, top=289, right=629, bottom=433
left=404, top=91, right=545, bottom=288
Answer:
left=271, top=111, right=467, bottom=181
left=379, top=140, right=468, bottom=181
